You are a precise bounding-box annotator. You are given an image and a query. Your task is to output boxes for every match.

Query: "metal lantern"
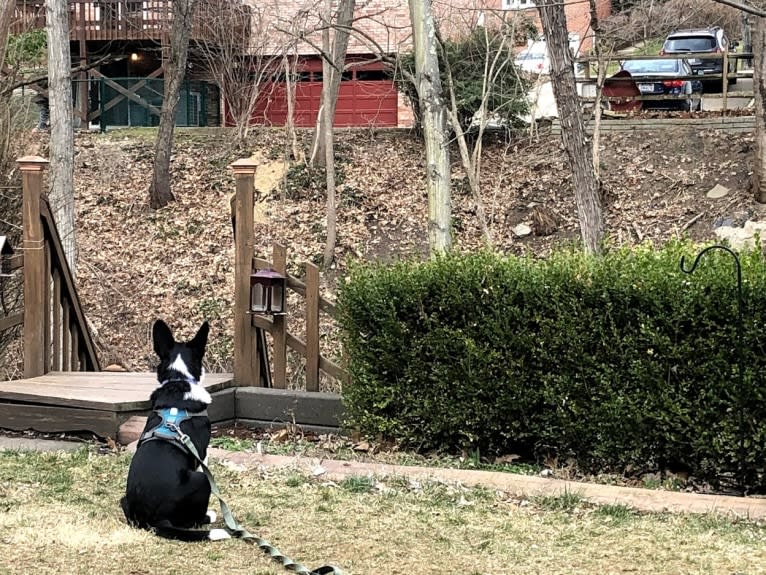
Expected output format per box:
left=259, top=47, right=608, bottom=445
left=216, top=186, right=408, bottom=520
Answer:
left=0, top=236, right=14, bottom=277
left=250, top=268, right=286, bottom=315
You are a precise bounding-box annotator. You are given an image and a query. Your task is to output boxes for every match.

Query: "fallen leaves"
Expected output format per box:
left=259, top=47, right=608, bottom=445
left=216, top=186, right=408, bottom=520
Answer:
left=67, top=126, right=758, bottom=374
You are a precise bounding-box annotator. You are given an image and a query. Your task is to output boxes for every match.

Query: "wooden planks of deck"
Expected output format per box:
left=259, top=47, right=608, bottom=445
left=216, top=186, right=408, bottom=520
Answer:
left=0, top=372, right=234, bottom=439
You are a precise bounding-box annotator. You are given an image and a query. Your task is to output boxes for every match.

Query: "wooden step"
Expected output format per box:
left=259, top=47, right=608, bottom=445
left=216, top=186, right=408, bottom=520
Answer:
left=0, top=371, right=234, bottom=439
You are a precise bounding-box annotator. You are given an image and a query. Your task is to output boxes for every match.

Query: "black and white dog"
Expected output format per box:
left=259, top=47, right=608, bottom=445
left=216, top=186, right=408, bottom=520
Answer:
left=120, top=319, right=230, bottom=542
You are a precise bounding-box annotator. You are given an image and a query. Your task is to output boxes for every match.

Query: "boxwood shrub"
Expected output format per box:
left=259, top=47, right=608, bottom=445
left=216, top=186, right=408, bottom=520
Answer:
left=337, top=242, right=766, bottom=489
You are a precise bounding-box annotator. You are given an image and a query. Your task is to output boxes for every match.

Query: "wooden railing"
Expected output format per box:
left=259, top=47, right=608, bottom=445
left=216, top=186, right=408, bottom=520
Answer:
left=9, top=156, right=100, bottom=378
left=230, top=158, right=347, bottom=391
left=576, top=52, right=754, bottom=114
left=12, top=0, right=250, bottom=45
left=0, top=243, right=24, bottom=338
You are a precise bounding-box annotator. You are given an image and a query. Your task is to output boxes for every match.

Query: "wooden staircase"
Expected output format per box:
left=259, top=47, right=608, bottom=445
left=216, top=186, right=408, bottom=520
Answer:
left=0, top=155, right=345, bottom=440
left=0, top=156, right=199, bottom=438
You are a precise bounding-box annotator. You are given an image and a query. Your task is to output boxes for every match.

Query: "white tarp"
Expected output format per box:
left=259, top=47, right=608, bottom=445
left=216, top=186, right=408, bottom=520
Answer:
left=522, top=80, right=596, bottom=123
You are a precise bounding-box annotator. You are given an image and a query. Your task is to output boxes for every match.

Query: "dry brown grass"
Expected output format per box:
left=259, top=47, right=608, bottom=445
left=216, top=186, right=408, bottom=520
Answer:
left=1, top=449, right=765, bottom=575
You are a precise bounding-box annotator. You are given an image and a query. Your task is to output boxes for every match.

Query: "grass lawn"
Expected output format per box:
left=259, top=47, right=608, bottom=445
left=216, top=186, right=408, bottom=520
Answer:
left=0, top=448, right=765, bottom=575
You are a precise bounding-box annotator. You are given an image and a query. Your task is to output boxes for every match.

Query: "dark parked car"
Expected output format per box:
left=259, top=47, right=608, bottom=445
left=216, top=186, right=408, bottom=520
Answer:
left=621, top=58, right=703, bottom=111
left=661, top=27, right=737, bottom=87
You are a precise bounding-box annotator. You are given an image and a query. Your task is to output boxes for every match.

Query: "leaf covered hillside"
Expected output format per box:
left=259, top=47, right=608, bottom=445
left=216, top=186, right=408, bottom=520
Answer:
left=61, top=127, right=756, bottom=372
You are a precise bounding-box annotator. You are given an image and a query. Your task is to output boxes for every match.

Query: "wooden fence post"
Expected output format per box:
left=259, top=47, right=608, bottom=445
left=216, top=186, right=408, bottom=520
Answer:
left=230, top=157, right=259, bottom=386
left=722, top=50, right=729, bottom=116
left=18, top=155, right=49, bottom=379
left=305, top=262, right=320, bottom=391
left=271, top=242, right=287, bottom=388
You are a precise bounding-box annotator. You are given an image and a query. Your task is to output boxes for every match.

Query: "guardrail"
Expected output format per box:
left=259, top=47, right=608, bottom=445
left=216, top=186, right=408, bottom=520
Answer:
left=6, top=156, right=100, bottom=378
left=12, top=0, right=251, bottom=45
left=575, top=52, right=754, bottom=114
left=551, top=115, right=756, bottom=135
left=230, top=158, right=347, bottom=392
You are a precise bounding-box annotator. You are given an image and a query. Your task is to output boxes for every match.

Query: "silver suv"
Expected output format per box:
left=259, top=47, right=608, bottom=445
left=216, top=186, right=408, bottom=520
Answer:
left=661, top=27, right=737, bottom=86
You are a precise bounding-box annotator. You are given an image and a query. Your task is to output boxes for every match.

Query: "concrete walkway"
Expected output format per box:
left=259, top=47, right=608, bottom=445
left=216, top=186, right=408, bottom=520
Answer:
left=4, top=435, right=766, bottom=520
left=0, top=436, right=85, bottom=452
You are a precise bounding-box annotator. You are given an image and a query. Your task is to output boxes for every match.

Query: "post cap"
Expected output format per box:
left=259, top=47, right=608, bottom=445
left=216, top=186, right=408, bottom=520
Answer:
left=16, top=156, right=49, bottom=171
left=229, top=157, right=259, bottom=175
left=0, top=236, right=13, bottom=256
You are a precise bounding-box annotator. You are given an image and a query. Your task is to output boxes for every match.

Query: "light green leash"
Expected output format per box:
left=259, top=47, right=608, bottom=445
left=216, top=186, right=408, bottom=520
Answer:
left=168, top=422, right=344, bottom=575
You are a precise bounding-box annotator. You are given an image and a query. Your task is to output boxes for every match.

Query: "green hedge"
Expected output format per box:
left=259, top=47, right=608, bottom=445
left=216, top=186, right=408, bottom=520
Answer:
left=337, top=243, right=766, bottom=488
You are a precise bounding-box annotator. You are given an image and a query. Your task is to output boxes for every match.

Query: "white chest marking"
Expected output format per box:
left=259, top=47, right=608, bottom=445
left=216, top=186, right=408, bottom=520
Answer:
left=183, top=384, right=212, bottom=404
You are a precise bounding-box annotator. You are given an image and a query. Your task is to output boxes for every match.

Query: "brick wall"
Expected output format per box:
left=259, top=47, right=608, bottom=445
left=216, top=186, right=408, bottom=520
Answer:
left=494, top=0, right=612, bottom=53
left=251, top=0, right=611, bottom=57
left=565, top=0, right=612, bottom=53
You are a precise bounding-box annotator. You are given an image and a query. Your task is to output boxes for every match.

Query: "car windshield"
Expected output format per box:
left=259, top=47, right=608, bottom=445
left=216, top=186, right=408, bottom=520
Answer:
left=623, top=59, right=681, bottom=74
left=665, top=36, right=716, bottom=51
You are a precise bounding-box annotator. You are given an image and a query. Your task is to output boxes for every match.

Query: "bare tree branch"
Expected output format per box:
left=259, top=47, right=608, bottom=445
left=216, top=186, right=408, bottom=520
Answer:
left=192, top=1, right=285, bottom=142
left=1, top=55, right=123, bottom=96
left=710, top=0, right=766, bottom=17
left=272, top=25, right=342, bottom=74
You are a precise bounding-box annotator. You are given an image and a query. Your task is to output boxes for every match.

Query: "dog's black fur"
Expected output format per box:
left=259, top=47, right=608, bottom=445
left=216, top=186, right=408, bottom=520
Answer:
left=120, top=319, right=228, bottom=542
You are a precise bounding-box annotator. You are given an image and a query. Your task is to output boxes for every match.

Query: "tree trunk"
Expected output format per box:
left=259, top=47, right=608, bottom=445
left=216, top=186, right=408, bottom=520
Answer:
left=409, top=0, right=451, bottom=255
left=321, top=0, right=337, bottom=268
left=588, top=0, right=604, bottom=181
left=537, top=0, right=604, bottom=254
left=708, top=1, right=765, bottom=201
left=443, top=72, right=492, bottom=245
left=753, top=15, right=766, bottom=203
left=0, top=0, right=14, bottom=176
left=46, top=0, right=77, bottom=272
left=0, top=1, right=14, bottom=68
left=149, top=0, right=198, bottom=209
left=309, top=0, right=355, bottom=168
left=322, top=85, right=337, bottom=269
left=742, top=12, right=753, bottom=68
left=440, top=24, right=513, bottom=248
left=283, top=54, right=301, bottom=162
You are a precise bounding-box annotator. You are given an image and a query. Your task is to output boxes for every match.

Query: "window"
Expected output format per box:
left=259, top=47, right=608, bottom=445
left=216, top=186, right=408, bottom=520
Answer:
left=356, top=70, right=388, bottom=81
left=665, top=36, right=716, bottom=52
left=502, top=0, right=535, bottom=10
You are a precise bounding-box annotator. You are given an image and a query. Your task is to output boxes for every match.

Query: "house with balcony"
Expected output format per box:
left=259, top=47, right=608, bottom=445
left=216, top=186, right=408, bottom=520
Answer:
left=11, top=0, right=609, bottom=130
left=12, top=0, right=251, bottom=128
left=244, top=0, right=611, bottom=129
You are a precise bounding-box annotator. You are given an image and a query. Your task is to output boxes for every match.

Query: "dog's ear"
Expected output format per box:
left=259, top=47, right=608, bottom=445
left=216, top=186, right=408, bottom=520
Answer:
left=152, top=320, right=175, bottom=359
left=188, top=321, right=209, bottom=354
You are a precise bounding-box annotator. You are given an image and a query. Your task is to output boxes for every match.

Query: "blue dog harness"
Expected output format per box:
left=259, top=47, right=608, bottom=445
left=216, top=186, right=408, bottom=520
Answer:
left=135, top=408, right=343, bottom=574
left=138, top=407, right=208, bottom=452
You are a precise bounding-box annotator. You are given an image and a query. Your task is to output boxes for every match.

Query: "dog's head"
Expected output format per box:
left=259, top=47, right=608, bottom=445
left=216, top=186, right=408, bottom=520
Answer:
left=152, top=319, right=209, bottom=386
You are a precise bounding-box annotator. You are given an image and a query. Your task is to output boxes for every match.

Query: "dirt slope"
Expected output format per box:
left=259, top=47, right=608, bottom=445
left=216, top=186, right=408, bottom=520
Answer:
left=66, top=126, right=757, bottom=370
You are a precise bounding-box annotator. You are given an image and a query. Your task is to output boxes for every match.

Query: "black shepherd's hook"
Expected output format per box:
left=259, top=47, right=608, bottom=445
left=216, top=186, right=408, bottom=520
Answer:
left=680, top=244, right=746, bottom=493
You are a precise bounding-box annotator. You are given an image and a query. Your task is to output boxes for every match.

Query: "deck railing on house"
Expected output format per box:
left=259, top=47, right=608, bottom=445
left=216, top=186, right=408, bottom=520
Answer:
left=12, top=0, right=250, bottom=45
left=4, top=157, right=100, bottom=378
left=230, top=158, right=347, bottom=391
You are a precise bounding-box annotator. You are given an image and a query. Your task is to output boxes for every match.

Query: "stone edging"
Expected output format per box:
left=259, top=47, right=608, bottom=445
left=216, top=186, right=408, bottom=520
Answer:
left=209, top=447, right=766, bottom=520
left=8, top=435, right=763, bottom=520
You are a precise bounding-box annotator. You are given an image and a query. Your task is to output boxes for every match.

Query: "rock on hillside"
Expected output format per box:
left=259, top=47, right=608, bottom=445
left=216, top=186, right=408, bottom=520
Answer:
left=67, top=127, right=757, bottom=370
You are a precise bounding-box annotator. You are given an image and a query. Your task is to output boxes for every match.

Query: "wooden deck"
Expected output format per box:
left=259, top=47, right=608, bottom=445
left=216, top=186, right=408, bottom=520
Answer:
left=0, top=372, right=234, bottom=439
